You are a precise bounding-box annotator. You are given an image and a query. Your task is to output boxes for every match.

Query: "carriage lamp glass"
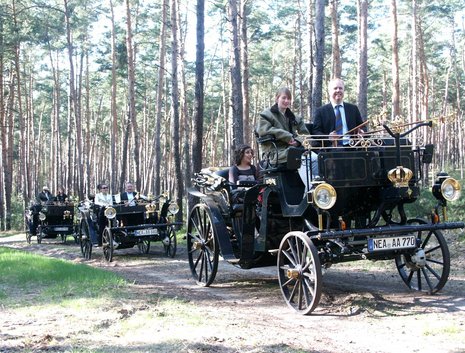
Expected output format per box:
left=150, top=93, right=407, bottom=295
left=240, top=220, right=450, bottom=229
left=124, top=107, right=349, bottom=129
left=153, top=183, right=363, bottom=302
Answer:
left=313, top=183, right=337, bottom=210
left=42, top=206, right=48, bottom=213
left=168, top=201, right=180, bottom=215
left=441, top=177, right=461, bottom=202
left=39, top=212, right=46, bottom=221
left=104, top=207, right=117, bottom=219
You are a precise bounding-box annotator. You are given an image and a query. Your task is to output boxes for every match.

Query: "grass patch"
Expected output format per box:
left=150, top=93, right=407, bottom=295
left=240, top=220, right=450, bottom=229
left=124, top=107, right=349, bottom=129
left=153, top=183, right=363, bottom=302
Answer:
left=0, top=247, right=127, bottom=307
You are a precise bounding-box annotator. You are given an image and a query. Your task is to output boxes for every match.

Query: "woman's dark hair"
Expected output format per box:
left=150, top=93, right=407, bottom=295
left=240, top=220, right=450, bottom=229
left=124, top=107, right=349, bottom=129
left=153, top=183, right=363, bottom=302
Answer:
left=234, top=144, right=253, bottom=165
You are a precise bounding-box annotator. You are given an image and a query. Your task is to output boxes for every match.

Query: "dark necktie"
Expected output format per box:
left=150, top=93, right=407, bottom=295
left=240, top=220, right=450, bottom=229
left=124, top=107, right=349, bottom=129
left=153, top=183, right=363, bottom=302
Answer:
left=334, top=105, right=343, bottom=145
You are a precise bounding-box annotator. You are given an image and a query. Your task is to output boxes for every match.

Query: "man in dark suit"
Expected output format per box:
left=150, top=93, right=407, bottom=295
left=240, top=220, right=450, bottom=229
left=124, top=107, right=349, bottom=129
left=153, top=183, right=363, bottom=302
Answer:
left=120, top=182, right=138, bottom=206
left=312, top=78, right=366, bottom=147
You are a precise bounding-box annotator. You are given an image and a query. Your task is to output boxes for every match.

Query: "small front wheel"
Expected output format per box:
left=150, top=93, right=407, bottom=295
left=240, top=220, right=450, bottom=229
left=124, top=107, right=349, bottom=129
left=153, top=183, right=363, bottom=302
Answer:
left=164, top=226, right=177, bottom=258
left=80, top=221, right=92, bottom=260
left=277, top=231, right=322, bottom=315
left=102, top=228, right=114, bottom=262
left=137, top=240, right=151, bottom=254
left=187, top=204, right=219, bottom=287
left=37, top=226, right=43, bottom=244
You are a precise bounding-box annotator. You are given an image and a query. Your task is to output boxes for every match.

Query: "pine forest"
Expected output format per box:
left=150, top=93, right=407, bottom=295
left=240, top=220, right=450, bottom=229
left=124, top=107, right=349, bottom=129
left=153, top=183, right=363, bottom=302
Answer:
left=0, top=0, right=464, bottom=230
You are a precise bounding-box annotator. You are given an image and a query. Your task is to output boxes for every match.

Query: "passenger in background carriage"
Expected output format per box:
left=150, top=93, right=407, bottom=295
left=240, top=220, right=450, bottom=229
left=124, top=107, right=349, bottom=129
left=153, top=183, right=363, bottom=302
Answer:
left=94, top=183, right=113, bottom=247
left=120, top=181, right=141, bottom=206
left=54, top=187, right=68, bottom=203
left=37, top=186, right=53, bottom=203
left=312, top=78, right=366, bottom=147
left=94, top=184, right=113, bottom=207
left=229, top=144, right=258, bottom=185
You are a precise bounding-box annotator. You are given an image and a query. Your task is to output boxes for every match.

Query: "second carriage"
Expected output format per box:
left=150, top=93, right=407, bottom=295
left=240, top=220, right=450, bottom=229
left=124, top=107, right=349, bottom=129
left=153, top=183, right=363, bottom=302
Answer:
left=78, top=194, right=182, bottom=261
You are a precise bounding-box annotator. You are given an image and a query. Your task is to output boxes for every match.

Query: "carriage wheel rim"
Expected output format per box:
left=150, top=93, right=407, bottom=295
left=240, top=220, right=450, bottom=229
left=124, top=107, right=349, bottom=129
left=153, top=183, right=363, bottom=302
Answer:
left=277, top=231, right=322, bottom=315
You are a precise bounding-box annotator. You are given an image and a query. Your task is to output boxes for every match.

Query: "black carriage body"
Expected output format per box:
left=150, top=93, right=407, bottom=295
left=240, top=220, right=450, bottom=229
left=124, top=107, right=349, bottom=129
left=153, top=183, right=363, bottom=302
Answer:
left=77, top=198, right=180, bottom=261
left=108, top=204, right=165, bottom=248
left=39, top=203, right=75, bottom=238
left=188, top=121, right=464, bottom=314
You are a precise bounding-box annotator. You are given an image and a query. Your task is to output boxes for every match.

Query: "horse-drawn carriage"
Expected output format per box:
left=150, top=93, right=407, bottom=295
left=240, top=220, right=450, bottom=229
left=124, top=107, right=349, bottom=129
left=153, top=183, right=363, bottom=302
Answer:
left=187, top=121, right=463, bottom=314
left=77, top=194, right=182, bottom=262
left=25, top=201, right=77, bottom=244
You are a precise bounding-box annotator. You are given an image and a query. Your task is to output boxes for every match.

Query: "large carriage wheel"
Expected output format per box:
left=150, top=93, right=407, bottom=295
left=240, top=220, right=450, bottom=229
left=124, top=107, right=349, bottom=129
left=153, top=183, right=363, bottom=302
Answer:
left=79, top=220, right=92, bottom=260
left=26, top=231, right=32, bottom=244
left=187, top=204, right=219, bottom=287
left=102, top=228, right=114, bottom=262
left=164, top=226, right=177, bottom=258
left=37, top=226, right=43, bottom=244
left=395, top=218, right=450, bottom=294
left=137, top=240, right=151, bottom=254
left=277, top=231, right=322, bottom=315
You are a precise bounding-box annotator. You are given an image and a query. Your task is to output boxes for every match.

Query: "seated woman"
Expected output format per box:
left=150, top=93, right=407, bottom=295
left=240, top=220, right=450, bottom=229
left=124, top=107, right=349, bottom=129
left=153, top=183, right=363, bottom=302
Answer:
left=229, top=144, right=258, bottom=185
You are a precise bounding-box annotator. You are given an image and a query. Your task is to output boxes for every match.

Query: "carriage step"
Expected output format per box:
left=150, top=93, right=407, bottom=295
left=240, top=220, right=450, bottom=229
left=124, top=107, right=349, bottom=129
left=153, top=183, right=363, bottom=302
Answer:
left=268, top=249, right=278, bottom=255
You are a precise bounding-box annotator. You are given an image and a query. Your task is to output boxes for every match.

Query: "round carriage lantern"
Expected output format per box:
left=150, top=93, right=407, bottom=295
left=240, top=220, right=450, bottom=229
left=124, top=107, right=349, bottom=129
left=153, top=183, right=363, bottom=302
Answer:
left=168, top=201, right=180, bottom=215
left=104, top=207, right=117, bottom=219
left=39, top=212, right=46, bottom=221
left=312, top=183, right=337, bottom=210
left=440, top=177, right=461, bottom=202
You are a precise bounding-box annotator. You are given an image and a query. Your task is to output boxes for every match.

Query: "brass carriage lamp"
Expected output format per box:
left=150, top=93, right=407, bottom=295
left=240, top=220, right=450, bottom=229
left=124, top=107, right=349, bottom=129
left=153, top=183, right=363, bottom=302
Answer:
left=432, top=172, right=461, bottom=221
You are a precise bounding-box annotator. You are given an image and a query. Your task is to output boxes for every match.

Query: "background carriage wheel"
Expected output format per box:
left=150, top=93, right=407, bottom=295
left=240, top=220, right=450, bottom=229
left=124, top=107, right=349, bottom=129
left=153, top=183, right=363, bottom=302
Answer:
left=79, top=220, right=92, bottom=260
left=277, top=231, right=322, bottom=315
left=102, top=228, right=114, bottom=262
left=395, top=218, right=450, bottom=294
left=187, top=204, right=219, bottom=287
left=37, top=226, right=43, bottom=244
left=164, top=226, right=177, bottom=258
left=137, top=240, right=151, bottom=254
left=61, top=234, right=67, bottom=244
left=25, top=227, right=32, bottom=244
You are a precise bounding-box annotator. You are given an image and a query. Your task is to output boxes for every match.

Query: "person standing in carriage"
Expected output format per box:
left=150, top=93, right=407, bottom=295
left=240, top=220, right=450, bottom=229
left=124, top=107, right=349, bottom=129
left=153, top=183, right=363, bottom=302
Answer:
left=312, top=78, right=366, bottom=147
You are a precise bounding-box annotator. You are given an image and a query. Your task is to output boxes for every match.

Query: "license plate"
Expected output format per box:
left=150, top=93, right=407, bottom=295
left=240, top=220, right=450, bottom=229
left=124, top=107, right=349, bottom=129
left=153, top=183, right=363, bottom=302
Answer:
left=134, top=228, right=158, bottom=236
left=54, top=227, right=69, bottom=231
left=368, top=235, right=416, bottom=252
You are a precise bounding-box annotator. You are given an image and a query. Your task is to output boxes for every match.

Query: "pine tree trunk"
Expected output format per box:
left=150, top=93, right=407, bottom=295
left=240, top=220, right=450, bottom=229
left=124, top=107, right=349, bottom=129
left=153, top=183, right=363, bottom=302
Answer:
left=240, top=0, right=251, bottom=145
left=390, top=0, right=400, bottom=119
left=110, top=0, right=119, bottom=194
left=312, top=0, right=325, bottom=111
left=228, top=0, right=244, bottom=151
left=330, top=0, right=342, bottom=79
left=357, top=0, right=368, bottom=119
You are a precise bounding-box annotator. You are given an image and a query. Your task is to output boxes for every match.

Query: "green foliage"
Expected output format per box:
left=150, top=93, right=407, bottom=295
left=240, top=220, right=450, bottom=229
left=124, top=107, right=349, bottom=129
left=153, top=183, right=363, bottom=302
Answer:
left=0, top=247, right=127, bottom=306
left=10, top=194, right=26, bottom=231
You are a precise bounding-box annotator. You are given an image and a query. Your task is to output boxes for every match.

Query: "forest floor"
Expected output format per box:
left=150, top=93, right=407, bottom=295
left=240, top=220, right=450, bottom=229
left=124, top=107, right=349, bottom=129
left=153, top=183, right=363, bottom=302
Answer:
left=1, top=230, right=465, bottom=353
